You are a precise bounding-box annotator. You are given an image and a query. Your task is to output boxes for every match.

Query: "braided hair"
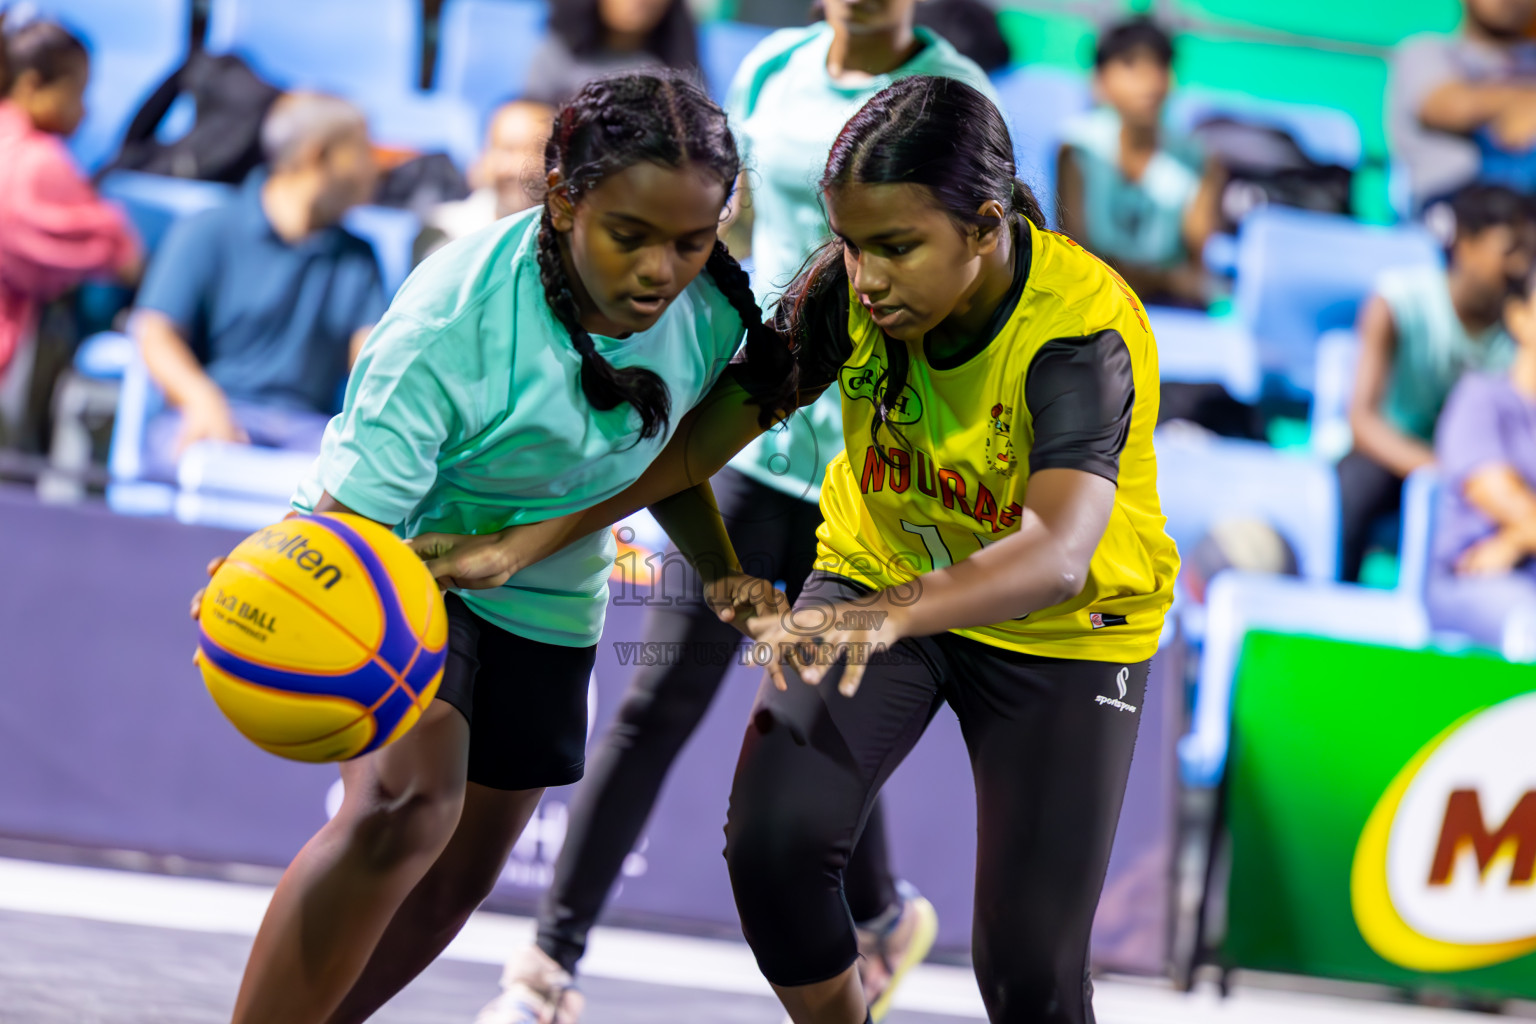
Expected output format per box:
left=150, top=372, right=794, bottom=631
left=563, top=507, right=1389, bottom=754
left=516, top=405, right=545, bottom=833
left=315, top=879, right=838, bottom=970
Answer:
left=789, top=75, right=1045, bottom=465
left=538, top=70, right=794, bottom=440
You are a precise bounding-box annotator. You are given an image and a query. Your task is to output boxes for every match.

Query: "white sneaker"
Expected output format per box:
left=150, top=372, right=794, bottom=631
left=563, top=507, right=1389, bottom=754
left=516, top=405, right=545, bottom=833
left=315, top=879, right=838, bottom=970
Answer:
left=475, top=945, right=585, bottom=1024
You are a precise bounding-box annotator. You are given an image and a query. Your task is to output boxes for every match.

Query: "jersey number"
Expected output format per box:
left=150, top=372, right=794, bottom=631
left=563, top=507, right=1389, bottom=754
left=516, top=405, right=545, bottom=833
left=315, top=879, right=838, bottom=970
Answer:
left=899, top=520, right=1026, bottom=620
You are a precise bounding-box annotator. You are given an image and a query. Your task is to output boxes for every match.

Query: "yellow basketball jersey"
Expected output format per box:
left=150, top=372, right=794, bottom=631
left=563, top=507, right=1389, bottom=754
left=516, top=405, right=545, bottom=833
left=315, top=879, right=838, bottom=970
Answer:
left=814, top=221, right=1179, bottom=661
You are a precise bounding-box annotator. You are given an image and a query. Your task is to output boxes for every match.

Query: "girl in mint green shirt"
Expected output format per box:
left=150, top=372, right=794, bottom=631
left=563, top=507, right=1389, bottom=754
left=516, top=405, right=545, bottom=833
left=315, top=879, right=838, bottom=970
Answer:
left=219, top=73, right=795, bottom=1024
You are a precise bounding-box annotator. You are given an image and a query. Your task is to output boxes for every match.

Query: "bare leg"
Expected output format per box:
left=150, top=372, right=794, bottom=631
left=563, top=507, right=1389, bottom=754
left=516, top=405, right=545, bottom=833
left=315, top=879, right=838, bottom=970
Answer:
left=231, top=701, right=470, bottom=1024
left=773, top=967, right=866, bottom=1024
left=325, top=782, right=546, bottom=1024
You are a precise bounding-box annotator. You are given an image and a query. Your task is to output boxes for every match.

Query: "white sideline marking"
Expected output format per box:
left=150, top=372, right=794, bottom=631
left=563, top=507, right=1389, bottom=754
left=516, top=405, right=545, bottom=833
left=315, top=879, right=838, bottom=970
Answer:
left=0, top=858, right=1498, bottom=1022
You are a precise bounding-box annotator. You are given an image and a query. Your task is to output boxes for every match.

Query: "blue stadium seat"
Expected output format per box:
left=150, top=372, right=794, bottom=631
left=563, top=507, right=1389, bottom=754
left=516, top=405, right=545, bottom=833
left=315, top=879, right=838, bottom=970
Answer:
left=28, top=0, right=189, bottom=171
left=1231, top=207, right=1440, bottom=394
left=435, top=0, right=548, bottom=125
left=699, top=20, right=776, bottom=103
left=1156, top=427, right=1340, bottom=582
left=1308, top=328, right=1358, bottom=461
left=989, top=65, right=1092, bottom=228
left=206, top=0, right=418, bottom=107
left=1167, top=87, right=1363, bottom=168
left=97, top=171, right=236, bottom=255
left=1181, top=571, right=1431, bottom=786
left=1146, top=305, right=1261, bottom=403
left=1397, top=466, right=1437, bottom=604
left=343, top=205, right=422, bottom=297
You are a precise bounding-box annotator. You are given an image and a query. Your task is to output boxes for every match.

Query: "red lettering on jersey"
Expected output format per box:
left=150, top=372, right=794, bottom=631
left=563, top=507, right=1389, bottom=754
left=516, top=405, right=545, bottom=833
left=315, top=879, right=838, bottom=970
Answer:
left=914, top=450, right=938, bottom=497
left=860, top=445, right=885, bottom=493
left=937, top=469, right=971, bottom=517
left=973, top=482, right=1000, bottom=532
left=999, top=502, right=1022, bottom=529
left=886, top=447, right=910, bottom=492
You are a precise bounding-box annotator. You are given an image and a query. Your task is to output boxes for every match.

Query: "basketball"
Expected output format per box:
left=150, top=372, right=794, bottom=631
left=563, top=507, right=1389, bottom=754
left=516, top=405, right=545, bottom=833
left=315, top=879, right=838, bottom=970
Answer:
left=195, top=513, right=448, bottom=763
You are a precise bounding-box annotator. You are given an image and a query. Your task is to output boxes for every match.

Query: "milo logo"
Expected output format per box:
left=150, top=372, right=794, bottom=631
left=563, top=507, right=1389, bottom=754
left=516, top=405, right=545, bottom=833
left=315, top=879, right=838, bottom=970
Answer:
left=1352, top=691, right=1536, bottom=971
left=838, top=354, right=923, bottom=425
left=248, top=525, right=344, bottom=590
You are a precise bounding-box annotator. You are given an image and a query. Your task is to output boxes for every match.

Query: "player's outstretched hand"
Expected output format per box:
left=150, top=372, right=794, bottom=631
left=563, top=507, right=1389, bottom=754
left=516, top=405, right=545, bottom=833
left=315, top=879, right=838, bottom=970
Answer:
left=740, top=598, right=906, bottom=698
left=704, top=574, right=789, bottom=640
left=408, top=531, right=516, bottom=591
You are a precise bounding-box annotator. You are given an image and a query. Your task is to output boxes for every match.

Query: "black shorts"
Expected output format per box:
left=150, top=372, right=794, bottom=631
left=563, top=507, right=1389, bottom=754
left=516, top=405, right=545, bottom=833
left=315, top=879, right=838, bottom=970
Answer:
left=435, top=593, right=595, bottom=791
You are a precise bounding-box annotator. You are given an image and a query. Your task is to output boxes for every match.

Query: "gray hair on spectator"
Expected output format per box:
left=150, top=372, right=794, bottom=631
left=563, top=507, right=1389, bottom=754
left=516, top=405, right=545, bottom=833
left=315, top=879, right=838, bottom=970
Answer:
left=260, top=91, right=367, bottom=170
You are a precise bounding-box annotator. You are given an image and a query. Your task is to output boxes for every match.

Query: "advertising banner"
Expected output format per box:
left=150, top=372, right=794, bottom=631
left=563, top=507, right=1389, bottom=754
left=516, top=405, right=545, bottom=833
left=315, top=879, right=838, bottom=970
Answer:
left=1223, top=632, right=1536, bottom=998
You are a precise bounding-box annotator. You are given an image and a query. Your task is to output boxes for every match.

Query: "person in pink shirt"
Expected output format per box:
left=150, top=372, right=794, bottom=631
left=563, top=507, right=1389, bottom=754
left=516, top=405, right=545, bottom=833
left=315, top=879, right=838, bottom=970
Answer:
left=0, top=18, right=141, bottom=381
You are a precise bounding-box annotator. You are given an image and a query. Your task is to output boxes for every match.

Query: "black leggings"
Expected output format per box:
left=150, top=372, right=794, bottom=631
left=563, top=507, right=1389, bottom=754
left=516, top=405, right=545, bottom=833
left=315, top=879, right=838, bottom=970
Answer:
left=1338, top=449, right=1404, bottom=583
left=725, top=575, right=1148, bottom=1023
left=535, top=470, right=898, bottom=974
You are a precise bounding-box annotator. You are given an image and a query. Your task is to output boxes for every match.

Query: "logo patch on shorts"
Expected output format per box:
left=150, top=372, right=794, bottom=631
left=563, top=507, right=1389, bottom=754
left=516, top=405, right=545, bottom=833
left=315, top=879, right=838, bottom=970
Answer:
left=1095, top=666, right=1138, bottom=714
left=1090, top=612, right=1128, bottom=629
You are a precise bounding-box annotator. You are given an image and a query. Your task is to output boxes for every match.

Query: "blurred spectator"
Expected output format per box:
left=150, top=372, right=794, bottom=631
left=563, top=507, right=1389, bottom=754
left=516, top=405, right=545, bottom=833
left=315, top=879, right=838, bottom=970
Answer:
left=412, top=100, right=554, bottom=265
left=1057, top=18, right=1223, bottom=309
left=913, top=0, right=1011, bottom=74
left=525, top=0, right=699, bottom=107
left=1390, top=0, right=1536, bottom=210
left=1426, top=266, right=1536, bottom=648
left=130, top=92, right=385, bottom=480
left=0, top=18, right=140, bottom=392
left=725, top=0, right=996, bottom=300
left=1340, top=184, right=1532, bottom=582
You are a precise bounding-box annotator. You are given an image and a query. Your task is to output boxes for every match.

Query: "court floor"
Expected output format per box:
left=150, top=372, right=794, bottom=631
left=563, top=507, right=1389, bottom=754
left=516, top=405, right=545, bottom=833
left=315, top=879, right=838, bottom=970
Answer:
left=0, top=858, right=1520, bottom=1024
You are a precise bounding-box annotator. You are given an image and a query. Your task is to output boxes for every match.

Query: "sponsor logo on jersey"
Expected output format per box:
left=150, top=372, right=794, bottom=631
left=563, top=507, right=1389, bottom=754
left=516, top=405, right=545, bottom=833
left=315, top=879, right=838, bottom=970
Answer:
left=985, top=401, right=1016, bottom=477
left=1352, top=692, right=1536, bottom=972
left=839, top=355, right=924, bottom=424
left=1095, top=666, right=1138, bottom=713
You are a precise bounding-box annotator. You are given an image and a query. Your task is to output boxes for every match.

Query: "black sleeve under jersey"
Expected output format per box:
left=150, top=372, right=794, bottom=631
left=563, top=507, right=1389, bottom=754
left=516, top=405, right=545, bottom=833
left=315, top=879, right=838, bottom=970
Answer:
left=724, top=276, right=852, bottom=404
left=1024, top=330, right=1135, bottom=483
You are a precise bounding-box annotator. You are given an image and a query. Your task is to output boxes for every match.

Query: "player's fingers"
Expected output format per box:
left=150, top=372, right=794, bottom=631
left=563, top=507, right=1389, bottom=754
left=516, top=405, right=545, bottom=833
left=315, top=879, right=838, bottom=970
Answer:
left=189, top=587, right=206, bottom=620
left=839, top=657, right=865, bottom=699
left=205, top=557, right=224, bottom=578
left=761, top=641, right=788, bottom=691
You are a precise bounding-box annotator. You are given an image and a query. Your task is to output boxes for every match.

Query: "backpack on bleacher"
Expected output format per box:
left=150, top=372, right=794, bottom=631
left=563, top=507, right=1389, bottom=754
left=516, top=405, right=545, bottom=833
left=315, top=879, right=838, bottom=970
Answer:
left=103, top=51, right=281, bottom=185
left=1192, top=117, right=1353, bottom=233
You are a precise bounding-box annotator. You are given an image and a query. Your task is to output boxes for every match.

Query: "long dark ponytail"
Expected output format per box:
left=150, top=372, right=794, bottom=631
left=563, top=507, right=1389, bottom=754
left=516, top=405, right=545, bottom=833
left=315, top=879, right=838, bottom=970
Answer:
left=790, top=75, right=1043, bottom=461
left=539, top=71, right=792, bottom=439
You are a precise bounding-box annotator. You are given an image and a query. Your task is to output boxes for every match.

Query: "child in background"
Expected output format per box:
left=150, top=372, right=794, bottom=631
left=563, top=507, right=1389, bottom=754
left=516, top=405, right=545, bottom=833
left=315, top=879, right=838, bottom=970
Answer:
left=0, top=18, right=140, bottom=388
left=1057, top=17, right=1221, bottom=308
left=1427, top=264, right=1536, bottom=650
left=1341, top=184, right=1533, bottom=582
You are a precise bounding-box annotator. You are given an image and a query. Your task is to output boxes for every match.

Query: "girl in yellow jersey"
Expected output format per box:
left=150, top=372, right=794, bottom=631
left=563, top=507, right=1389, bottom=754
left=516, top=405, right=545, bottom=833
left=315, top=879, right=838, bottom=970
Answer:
left=415, top=76, right=1177, bottom=1024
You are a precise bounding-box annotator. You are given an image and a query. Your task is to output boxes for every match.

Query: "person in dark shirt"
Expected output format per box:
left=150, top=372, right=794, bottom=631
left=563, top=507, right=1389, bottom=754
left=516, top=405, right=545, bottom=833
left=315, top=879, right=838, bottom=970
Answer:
left=131, top=91, right=385, bottom=480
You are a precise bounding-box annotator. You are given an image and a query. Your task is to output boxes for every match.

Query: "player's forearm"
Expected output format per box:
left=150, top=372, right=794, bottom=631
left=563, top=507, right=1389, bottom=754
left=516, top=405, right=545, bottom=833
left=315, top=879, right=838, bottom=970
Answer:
left=487, top=386, right=771, bottom=575
left=873, top=518, right=1086, bottom=639
left=648, top=482, right=743, bottom=584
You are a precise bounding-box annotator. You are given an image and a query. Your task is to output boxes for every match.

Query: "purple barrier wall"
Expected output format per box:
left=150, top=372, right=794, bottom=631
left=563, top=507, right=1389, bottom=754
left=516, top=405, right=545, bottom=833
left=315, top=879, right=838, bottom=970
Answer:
left=0, top=490, right=1177, bottom=970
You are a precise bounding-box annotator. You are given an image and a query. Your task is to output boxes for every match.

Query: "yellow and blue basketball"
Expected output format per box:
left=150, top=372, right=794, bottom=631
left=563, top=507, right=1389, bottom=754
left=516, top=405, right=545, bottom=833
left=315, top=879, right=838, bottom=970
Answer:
left=195, top=513, right=448, bottom=763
